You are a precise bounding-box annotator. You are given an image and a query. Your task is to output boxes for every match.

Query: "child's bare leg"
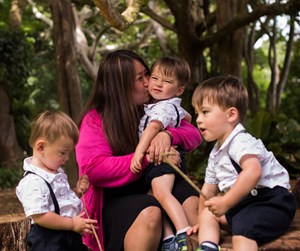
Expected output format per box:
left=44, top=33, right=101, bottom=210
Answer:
left=232, top=235, right=258, bottom=251
left=162, top=216, right=174, bottom=237
left=151, top=174, right=189, bottom=230
left=198, top=207, right=221, bottom=245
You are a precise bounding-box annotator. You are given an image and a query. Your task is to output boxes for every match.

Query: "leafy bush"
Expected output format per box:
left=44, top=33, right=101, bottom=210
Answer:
left=0, top=166, right=23, bottom=189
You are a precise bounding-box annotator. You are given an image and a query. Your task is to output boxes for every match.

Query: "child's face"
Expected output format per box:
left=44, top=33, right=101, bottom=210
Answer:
left=148, top=66, right=184, bottom=100
left=195, top=98, right=232, bottom=146
left=39, top=136, right=74, bottom=173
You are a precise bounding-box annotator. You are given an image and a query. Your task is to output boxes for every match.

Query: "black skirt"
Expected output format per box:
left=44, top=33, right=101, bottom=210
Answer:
left=103, top=174, right=199, bottom=251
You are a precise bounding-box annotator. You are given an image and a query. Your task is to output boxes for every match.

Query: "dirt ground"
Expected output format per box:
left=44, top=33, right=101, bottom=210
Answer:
left=0, top=179, right=298, bottom=217
left=0, top=188, right=24, bottom=222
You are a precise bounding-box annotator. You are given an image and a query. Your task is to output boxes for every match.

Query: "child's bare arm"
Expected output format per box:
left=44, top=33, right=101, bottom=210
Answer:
left=32, top=211, right=97, bottom=234
left=200, top=182, right=218, bottom=211
left=205, top=155, right=261, bottom=217
left=130, top=120, right=163, bottom=173
left=220, top=155, right=261, bottom=208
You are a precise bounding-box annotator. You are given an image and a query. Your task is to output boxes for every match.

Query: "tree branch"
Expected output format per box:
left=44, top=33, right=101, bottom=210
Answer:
left=93, top=0, right=148, bottom=30
left=198, top=0, right=300, bottom=48
left=276, top=15, right=295, bottom=108
left=141, top=5, right=176, bottom=32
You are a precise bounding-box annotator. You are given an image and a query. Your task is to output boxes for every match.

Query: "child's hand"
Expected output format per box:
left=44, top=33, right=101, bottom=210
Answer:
left=72, top=212, right=97, bottom=234
left=130, top=153, right=143, bottom=174
left=74, top=175, right=89, bottom=197
left=205, top=195, right=229, bottom=217
left=187, top=224, right=199, bottom=236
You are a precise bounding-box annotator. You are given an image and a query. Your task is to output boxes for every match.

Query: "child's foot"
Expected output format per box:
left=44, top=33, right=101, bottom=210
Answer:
left=161, top=236, right=177, bottom=251
left=175, top=232, right=187, bottom=251
left=196, top=241, right=220, bottom=251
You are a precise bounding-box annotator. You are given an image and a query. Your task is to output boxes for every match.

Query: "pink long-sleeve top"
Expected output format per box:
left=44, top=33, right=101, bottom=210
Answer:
left=75, top=108, right=202, bottom=251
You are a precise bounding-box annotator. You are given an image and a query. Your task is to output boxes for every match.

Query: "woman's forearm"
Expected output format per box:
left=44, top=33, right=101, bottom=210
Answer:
left=168, top=119, right=202, bottom=151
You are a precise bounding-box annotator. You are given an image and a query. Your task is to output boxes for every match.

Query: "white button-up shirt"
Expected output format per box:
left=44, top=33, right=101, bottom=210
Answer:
left=205, top=123, right=290, bottom=193
left=16, top=157, right=82, bottom=220
left=139, top=97, right=187, bottom=138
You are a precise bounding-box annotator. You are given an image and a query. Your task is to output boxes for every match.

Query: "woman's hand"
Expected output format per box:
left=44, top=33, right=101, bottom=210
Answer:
left=147, top=131, right=172, bottom=164
left=73, top=175, right=89, bottom=198
left=164, top=147, right=181, bottom=167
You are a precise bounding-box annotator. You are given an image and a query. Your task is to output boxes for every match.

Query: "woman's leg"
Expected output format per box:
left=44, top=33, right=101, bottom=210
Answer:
left=182, top=195, right=199, bottom=226
left=124, top=206, right=162, bottom=251
left=232, top=235, right=258, bottom=251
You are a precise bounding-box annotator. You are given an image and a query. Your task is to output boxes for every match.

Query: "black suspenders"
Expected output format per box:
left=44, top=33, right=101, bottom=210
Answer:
left=229, top=157, right=242, bottom=174
left=228, top=130, right=247, bottom=174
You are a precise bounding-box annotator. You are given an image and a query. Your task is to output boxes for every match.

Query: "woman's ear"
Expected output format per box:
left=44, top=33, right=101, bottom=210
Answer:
left=35, top=139, right=46, bottom=153
left=227, top=107, right=239, bottom=122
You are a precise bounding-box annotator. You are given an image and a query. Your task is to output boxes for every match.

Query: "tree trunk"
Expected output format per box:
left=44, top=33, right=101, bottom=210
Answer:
left=50, top=0, right=83, bottom=187
left=216, top=0, right=247, bottom=79
left=0, top=216, right=30, bottom=251
left=0, top=85, right=23, bottom=166
left=276, top=15, right=295, bottom=109
left=266, top=18, right=278, bottom=114
left=175, top=0, right=205, bottom=112
left=245, top=23, right=260, bottom=116
left=0, top=0, right=24, bottom=166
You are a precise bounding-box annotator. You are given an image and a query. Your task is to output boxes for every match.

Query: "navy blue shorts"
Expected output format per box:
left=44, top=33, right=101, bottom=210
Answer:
left=27, top=224, right=88, bottom=251
left=145, top=148, right=186, bottom=185
left=225, top=186, right=296, bottom=245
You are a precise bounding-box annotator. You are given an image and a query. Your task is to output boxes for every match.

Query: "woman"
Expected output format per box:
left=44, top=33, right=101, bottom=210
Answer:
left=76, top=50, right=201, bottom=251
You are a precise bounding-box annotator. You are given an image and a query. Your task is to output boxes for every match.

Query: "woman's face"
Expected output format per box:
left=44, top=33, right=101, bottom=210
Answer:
left=132, top=60, right=150, bottom=106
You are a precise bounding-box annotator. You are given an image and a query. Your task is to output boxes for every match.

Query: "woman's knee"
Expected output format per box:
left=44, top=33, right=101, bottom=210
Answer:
left=182, top=196, right=199, bottom=225
left=139, top=206, right=162, bottom=230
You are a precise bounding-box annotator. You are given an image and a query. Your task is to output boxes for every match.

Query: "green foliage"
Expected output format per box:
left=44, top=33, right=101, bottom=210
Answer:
left=0, top=166, right=22, bottom=189
left=186, top=141, right=211, bottom=182
left=0, top=26, right=57, bottom=155
left=280, top=39, right=300, bottom=123
left=1, top=1, right=300, bottom=183
left=0, top=29, right=33, bottom=152
left=0, top=29, right=30, bottom=89
left=269, top=118, right=300, bottom=177
left=246, top=110, right=271, bottom=140
left=245, top=110, right=300, bottom=177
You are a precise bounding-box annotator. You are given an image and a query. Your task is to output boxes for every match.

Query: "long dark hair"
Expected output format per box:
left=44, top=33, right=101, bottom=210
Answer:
left=78, top=50, right=149, bottom=155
